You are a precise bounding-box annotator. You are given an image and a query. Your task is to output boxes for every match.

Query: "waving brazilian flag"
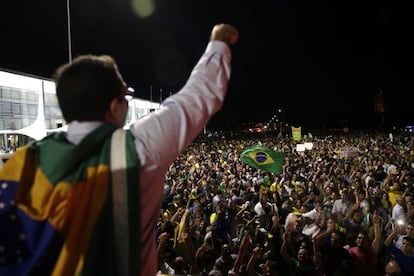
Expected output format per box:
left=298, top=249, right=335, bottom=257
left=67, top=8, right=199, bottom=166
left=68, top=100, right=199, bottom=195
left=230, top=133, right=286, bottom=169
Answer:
left=240, top=146, right=284, bottom=175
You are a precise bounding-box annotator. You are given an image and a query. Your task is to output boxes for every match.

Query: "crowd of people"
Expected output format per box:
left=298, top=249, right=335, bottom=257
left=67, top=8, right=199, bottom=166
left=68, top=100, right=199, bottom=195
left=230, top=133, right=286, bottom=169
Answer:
left=156, top=130, right=414, bottom=275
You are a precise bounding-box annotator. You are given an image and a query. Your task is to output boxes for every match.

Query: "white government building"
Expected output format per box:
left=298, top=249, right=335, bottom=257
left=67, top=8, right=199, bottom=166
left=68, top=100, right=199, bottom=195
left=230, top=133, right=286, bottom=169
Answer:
left=0, top=68, right=160, bottom=152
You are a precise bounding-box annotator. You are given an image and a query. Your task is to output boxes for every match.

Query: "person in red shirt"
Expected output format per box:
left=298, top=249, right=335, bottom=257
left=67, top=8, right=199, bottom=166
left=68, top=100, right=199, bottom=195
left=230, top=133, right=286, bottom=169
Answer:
left=348, top=212, right=382, bottom=275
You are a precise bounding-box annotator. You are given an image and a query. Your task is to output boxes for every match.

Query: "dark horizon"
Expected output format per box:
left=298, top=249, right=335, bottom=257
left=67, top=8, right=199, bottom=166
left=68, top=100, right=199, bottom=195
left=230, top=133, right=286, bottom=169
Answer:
left=1, top=1, right=412, bottom=130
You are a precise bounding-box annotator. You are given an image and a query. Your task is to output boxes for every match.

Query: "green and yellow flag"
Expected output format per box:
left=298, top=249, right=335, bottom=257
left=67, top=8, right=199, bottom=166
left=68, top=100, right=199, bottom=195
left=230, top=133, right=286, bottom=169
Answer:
left=240, top=146, right=284, bottom=175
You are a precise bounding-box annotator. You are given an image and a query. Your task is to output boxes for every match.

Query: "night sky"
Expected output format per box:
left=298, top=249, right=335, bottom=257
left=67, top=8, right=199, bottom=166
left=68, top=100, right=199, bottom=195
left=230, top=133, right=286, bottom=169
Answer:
left=1, top=0, right=412, bottom=130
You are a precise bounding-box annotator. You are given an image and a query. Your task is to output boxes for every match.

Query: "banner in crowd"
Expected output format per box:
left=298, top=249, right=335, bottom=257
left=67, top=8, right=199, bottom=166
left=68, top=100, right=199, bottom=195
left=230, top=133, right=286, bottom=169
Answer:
left=291, top=126, right=302, bottom=141
left=296, top=144, right=306, bottom=152
left=240, top=146, right=284, bottom=174
left=304, top=142, right=313, bottom=150
left=339, top=147, right=358, bottom=158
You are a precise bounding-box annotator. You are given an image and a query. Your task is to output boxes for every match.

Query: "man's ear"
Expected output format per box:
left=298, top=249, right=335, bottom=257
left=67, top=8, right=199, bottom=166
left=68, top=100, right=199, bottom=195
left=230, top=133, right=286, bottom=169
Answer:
left=105, top=97, right=121, bottom=123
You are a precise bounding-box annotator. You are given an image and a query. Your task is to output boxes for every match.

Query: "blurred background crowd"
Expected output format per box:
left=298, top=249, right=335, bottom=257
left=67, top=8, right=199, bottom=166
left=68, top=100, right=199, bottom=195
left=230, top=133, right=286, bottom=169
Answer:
left=156, top=130, right=414, bottom=275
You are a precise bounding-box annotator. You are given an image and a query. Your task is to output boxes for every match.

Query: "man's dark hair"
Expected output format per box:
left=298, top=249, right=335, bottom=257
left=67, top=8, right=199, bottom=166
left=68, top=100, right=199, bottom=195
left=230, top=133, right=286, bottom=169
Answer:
left=403, top=236, right=414, bottom=246
left=53, top=55, right=124, bottom=122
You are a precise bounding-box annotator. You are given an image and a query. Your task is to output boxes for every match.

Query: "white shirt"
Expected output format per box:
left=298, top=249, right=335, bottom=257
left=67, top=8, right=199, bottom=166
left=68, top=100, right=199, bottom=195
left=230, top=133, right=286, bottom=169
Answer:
left=392, top=203, right=406, bottom=221
left=360, top=199, right=370, bottom=215
left=66, top=41, right=232, bottom=276
left=302, top=208, right=318, bottom=220
left=332, top=198, right=349, bottom=215
left=254, top=202, right=277, bottom=217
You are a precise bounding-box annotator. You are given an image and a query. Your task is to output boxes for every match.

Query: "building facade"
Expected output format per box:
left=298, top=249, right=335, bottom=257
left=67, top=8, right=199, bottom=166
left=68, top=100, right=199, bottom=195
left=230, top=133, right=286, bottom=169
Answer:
left=0, top=69, right=160, bottom=152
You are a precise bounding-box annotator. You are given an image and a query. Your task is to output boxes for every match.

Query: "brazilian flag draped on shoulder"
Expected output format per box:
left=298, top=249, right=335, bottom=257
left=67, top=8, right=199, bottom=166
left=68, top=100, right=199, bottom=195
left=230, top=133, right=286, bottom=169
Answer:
left=240, top=146, right=284, bottom=175
left=0, top=123, right=141, bottom=276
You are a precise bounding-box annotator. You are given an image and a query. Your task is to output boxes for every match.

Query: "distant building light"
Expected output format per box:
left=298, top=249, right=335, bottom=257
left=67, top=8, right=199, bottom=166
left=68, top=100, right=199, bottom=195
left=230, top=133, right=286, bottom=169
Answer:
left=405, top=125, right=414, bottom=133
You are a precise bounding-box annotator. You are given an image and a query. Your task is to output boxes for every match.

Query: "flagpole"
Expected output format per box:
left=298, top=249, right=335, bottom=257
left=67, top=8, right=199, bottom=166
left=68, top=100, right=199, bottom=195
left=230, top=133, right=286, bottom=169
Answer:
left=66, top=0, right=72, bottom=63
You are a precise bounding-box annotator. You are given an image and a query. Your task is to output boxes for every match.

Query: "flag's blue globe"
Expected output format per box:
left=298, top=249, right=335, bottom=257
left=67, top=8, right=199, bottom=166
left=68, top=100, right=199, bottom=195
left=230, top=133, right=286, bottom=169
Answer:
left=255, top=152, right=267, bottom=163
